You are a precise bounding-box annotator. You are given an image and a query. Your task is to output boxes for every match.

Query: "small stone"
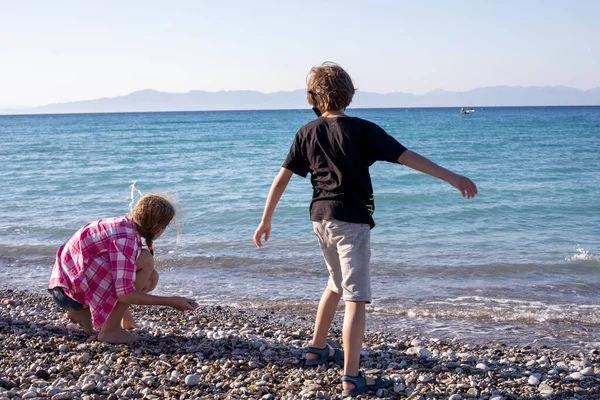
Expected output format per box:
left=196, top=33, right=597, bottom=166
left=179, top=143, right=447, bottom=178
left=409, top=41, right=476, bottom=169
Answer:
left=418, top=375, right=431, bottom=383
left=22, top=391, right=37, bottom=399
left=82, top=382, right=96, bottom=392
left=490, top=396, right=504, bottom=400
left=538, top=383, right=553, bottom=395
left=475, top=363, right=488, bottom=370
left=185, top=374, right=201, bottom=386
left=393, top=383, right=405, bottom=393
left=35, top=369, right=50, bottom=380
left=58, top=344, right=69, bottom=353
left=261, top=373, right=273, bottom=381
left=581, top=366, right=594, bottom=376
left=364, top=369, right=381, bottom=375
left=466, top=388, right=478, bottom=397
left=407, top=347, right=432, bottom=358
left=66, top=323, right=79, bottom=331
left=527, top=375, right=540, bottom=385
left=52, top=392, right=74, bottom=400
left=449, top=394, right=462, bottom=400
left=567, top=372, right=583, bottom=381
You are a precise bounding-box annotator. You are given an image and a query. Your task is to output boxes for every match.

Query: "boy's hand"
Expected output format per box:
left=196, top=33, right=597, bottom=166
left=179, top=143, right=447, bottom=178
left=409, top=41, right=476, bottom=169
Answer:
left=253, top=222, right=271, bottom=248
left=168, top=297, right=198, bottom=311
left=450, top=174, right=478, bottom=198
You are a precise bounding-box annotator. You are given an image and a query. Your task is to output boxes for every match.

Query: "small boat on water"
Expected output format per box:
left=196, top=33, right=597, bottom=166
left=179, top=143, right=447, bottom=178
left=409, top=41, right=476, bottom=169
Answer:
left=460, top=107, right=475, bottom=114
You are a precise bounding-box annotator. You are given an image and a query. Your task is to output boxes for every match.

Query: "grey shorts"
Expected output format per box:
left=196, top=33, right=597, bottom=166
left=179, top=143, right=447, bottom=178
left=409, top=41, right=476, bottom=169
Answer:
left=312, top=219, right=371, bottom=302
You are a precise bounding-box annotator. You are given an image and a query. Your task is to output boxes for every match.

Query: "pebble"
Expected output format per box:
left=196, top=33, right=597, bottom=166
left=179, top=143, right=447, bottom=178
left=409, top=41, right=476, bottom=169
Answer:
left=581, top=366, right=594, bottom=376
left=185, top=374, right=201, bottom=386
left=81, top=382, right=96, bottom=392
left=51, top=392, right=73, bottom=400
left=538, top=382, right=554, bottom=395
left=567, top=371, right=583, bottom=380
left=0, top=287, right=598, bottom=400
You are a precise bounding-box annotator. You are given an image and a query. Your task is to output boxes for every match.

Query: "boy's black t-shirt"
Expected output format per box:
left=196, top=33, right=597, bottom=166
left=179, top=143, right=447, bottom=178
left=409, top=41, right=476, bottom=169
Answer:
left=282, top=116, right=407, bottom=228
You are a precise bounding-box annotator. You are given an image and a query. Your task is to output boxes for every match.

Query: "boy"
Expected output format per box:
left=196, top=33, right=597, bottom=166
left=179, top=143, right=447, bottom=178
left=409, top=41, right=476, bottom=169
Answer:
left=253, top=62, right=477, bottom=397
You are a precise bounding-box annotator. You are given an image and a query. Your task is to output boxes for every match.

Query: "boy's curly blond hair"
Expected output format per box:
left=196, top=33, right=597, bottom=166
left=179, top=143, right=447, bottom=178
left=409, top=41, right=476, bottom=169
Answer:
left=306, top=62, right=356, bottom=113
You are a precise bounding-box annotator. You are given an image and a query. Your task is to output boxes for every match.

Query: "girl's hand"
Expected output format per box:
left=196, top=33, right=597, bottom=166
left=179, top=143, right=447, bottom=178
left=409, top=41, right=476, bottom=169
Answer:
left=168, top=297, right=198, bottom=311
left=253, top=222, right=271, bottom=248
left=449, top=174, right=478, bottom=198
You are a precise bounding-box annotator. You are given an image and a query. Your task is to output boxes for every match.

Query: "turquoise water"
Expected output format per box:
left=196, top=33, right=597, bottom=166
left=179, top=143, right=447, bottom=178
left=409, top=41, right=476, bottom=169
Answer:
left=1, top=107, right=599, bottom=349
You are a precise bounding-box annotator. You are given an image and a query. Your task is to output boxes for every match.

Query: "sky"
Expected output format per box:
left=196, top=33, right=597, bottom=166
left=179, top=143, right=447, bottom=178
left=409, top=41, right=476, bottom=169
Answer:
left=1, top=0, right=599, bottom=108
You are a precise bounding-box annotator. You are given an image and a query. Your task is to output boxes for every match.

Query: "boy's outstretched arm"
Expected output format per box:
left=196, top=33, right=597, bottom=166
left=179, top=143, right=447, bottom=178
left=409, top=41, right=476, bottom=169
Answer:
left=398, top=150, right=478, bottom=198
left=254, top=168, right=293, bottom=247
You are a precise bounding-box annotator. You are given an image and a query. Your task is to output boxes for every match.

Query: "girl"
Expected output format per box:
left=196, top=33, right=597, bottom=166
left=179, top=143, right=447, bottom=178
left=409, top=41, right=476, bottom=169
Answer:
left=49, top=194, right=197, bottom=344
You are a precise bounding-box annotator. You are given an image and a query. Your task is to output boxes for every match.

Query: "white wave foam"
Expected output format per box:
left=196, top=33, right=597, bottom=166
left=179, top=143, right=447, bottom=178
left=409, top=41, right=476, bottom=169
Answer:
left=565, top=246, right=600, bottom=263
left=128, top=180, right=143, bottom=212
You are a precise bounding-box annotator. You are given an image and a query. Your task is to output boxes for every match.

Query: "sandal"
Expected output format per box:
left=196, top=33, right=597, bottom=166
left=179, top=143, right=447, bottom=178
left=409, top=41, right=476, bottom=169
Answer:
left=341, top=371, right=393, bottom=397
left=305, top=343, right=344, bottom=366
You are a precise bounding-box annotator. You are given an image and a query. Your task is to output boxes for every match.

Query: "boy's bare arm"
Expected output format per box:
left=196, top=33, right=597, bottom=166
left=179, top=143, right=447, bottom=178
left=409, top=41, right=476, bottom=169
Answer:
left=398, top=150, right=478, bottom=198
left=254, top=168, right=293, bottom=247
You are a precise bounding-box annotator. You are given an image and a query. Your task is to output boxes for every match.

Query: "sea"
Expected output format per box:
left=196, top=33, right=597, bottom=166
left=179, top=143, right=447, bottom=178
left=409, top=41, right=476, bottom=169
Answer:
left=0, top=106, right=599, bottom=351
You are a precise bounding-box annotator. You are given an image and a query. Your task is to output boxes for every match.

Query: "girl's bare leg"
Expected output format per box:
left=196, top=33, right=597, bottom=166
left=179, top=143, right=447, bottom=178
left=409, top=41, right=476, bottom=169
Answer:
left=122, top=249, right=158, bottom=330
left=67, top=305, right=94, bottom=334
left=98, top=301, right=140, bottom=344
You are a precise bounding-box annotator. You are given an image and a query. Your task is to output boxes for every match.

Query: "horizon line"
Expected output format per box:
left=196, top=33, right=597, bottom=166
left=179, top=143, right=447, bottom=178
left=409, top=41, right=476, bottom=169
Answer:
left=2, top=84, right=600, bottom=110
left=2, top=104, right=600, bottom=118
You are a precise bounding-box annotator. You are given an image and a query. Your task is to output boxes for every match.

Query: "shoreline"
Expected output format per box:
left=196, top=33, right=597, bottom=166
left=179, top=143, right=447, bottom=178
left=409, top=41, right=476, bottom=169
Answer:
left=1, top=288, right=599, bottom=399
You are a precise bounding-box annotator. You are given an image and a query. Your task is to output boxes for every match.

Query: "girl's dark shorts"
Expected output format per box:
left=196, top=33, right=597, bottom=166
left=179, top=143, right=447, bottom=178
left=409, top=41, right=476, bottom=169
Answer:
left=51, top=287, right=84, bottom=311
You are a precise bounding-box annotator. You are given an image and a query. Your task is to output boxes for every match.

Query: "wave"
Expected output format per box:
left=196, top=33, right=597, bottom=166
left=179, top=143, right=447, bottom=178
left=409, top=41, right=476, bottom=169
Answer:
left=565, top=246, right=600, bottom=263
left=2, top=243, right=599, bottom=275
left=372, top=296, right=600, bottom=325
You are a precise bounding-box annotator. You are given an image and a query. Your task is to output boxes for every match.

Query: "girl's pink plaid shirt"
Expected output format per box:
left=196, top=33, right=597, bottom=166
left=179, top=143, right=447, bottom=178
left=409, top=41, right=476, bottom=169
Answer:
left=49, top=215, right=142, bottom=330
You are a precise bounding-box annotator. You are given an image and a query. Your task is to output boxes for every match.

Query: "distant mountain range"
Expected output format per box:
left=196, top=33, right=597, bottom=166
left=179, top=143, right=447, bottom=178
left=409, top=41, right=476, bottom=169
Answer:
left=2, top=86, right=599, bottom=115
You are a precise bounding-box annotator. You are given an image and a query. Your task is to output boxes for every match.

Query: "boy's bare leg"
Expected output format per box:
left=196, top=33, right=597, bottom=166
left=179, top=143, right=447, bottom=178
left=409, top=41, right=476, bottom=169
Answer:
left=307, top=286, right=342, bottom=360
left=67, top=305, right=94, bottom=334
left=122, top=249, right=157, bottom=330
left=98, top=301, right=140, bottom=344
left=342, top=301, right=376, bottom=390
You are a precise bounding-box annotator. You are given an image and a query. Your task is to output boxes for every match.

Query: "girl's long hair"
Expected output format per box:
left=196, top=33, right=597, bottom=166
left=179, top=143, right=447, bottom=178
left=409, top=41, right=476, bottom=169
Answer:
left=130, top=194, right=176, bottom=253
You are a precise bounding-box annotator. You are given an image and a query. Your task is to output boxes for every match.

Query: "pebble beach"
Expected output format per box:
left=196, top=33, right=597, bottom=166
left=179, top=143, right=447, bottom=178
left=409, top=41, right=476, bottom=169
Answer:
left=1, top=288, right=599, bottom=400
